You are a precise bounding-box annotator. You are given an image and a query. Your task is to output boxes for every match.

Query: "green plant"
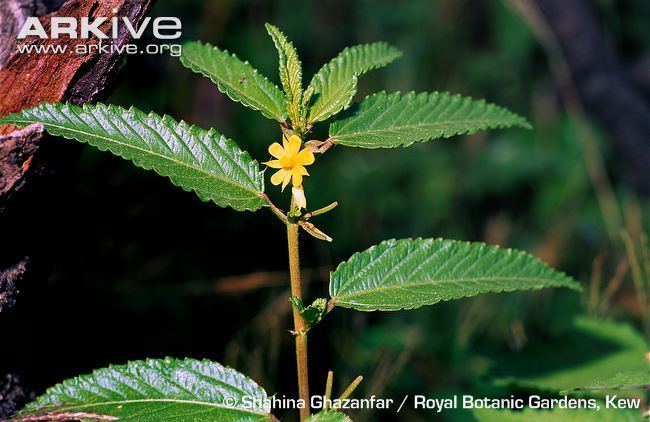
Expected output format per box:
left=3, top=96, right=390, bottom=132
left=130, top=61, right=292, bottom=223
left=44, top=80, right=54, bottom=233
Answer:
left=1, top=24, right=584, bottom=421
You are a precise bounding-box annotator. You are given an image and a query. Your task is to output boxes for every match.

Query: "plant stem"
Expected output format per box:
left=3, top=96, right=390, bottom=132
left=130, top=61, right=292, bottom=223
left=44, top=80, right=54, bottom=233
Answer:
left=303, top=202, right=338, bottom=219
left=323, top=371, right=334, bottom=411
left=262, top=194, right=288, bottom=224
left=287, top=223, right=310, bottom=420
left=337, top=376, right=363, bottom=402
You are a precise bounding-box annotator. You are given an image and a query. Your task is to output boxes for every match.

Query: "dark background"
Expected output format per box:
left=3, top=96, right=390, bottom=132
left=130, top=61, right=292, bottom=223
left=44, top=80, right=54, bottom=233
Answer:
left=1, top=0, right=648, bottom=420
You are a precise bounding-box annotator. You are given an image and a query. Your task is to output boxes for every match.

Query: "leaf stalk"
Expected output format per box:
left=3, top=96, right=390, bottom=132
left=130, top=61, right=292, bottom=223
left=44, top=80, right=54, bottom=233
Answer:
left=323, top=370, right=334, bottom=411
left=303, top=201, right=338, bottom=219
left=334, top=375, right=363, bottom=408
left=263, top=194, right=288, bottom=223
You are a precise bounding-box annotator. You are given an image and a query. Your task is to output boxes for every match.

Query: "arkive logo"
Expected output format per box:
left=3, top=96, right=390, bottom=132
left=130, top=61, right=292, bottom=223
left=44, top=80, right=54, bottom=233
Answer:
left=17, top=10, right=182, bottom=40
left=15, top=10, right=183, bottom=57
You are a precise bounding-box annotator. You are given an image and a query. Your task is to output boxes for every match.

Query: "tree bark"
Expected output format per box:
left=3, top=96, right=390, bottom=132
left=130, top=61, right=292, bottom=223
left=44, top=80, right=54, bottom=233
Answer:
left=0, top=0, right=155, bottom=130
left=0, top=0, right=154, bottom=321
left=0, top=1, right=154, bottom=412
left=0, top=124, right=43, bottom=204
left=0, top=0, right=154, bottom=201
left=0, top=257, right=29, bottom=312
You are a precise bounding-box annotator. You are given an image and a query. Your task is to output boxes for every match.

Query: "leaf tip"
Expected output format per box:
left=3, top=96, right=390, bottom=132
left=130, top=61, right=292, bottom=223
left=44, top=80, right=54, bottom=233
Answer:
left=519, top=118, right=534, bottom=130
left=264, top=22, right=278, bottom=35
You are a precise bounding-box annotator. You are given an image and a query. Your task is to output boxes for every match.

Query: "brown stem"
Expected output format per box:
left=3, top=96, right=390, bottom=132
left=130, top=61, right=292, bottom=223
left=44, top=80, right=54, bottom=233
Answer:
left=262, top=194, right=288, bottom=224
left=287, top=223, right=310, bottom=420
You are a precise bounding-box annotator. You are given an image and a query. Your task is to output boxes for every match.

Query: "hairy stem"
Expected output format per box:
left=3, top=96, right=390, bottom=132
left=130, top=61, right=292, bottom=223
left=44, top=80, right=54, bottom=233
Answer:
left=338, top=376, right=363, bottom=403
left=262, top=194, right=288, bottom=223
left=323, top=371, right=334, bottom=411
left=287, top=223, right=310, bottom=420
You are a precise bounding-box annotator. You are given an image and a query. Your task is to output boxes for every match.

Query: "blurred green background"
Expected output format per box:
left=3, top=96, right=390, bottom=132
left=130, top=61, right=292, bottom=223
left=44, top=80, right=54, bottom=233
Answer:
left=2, top=0, right=648, bottom=420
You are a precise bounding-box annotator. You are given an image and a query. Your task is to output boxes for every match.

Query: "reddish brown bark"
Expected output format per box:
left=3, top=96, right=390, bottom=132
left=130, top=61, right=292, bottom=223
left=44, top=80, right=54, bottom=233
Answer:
left=0, top=0, right=153, bottom=203
left=0, top=0, right=153, bottom=133
left=0, top=124, right=42, bottom=200
left=0, top=0, right=155, bottom=316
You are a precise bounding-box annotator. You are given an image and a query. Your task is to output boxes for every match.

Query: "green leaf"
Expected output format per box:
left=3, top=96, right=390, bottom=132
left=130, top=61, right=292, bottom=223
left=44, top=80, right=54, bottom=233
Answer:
left=328, top=91, right=531, bottom=148
left=0, top=102, right=265, bottom=211
left=307, top=43, right=402, bottom=124
left=265, top=23, right=303, bottom=125
left=20, top=357, right=274, bottom=421
left=290, top=297, right=328, bottom=332
left=307, top=410, right=352, bottom=422
left=560, top=371, right=650, bottom=395
left=493, top=318, right=649, bottom=395
left=474, top=407, right=640, bottom=422
left=180, top=41, right=286, bottom=122
left=329, top=238, right=580, bottom=312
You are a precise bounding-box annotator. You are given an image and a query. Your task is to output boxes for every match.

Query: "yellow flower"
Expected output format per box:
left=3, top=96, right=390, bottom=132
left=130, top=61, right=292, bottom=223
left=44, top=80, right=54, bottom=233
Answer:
left=264, top=135, right=315, bottom=191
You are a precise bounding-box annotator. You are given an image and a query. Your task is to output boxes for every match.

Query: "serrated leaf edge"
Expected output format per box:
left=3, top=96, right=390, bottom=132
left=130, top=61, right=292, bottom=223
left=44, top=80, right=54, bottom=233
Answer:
left=180, top=41, right=287, bottom=122
left=23, top=357, right=272, bottom=418
left=329, top=91, right=532, bottom=149
left=0, top=102, right=266, bottom=211
left=265, top=23, right=303, bottom=125
left=307, top=71, right=358, bottom=124
left=329, top=237, right=581, bottom=312
left=307, top=42, right=402, bottom=124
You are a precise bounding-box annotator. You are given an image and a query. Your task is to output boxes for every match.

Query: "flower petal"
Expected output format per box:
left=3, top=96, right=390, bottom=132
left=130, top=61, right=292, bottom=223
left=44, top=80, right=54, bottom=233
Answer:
left=268, top=142, right=285, bottom=159
left=297, top=148, right=315, bottom=165
left=292, top=186, right=307, bottom=209
left=288, top=135, right=302, bottom=156
left=279, top=155, right=294, bottom=168
left=292, top=168, right=303, bottom=187
left=296, top=165, right=309, bottom=176
left=281, top=171, right=292, bottom=190
left=271, top=169, right=288, bottom=186
left=263, top=159, right=283, bottom=169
